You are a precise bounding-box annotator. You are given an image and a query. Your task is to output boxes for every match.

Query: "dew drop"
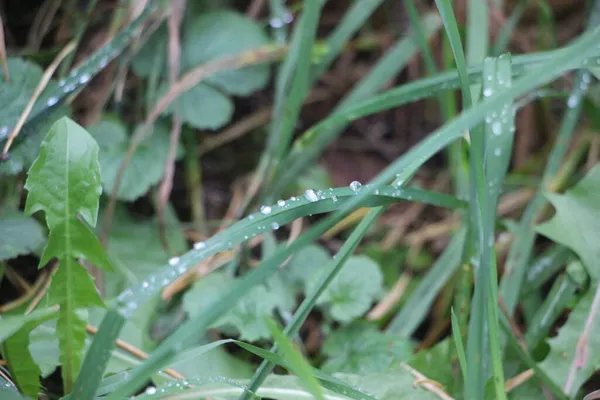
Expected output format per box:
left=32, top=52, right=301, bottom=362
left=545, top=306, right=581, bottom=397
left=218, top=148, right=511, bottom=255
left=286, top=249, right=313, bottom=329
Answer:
left=271, top=222, right=280, bottom=230
left=168, top=257, right=180, bottom=266
left=483, top=87, right=493, bottom=97
left=79, top=73, right=91, bottom=84
left=290, top=196, right=297, bottom=201
left=269, top=17, right=283, bottom=28
left=260, top=205, right=272, bottom=215
left=567, top=95, right=578, bottom=108
left=492, top=121, right=502, bottom=135
left=349, top=181, right=362, bottom=193
left=64, top=83, right=76, bottom=93
left=304, top=189, right=319, bottom=202
left=0, top=126, right=8, bottom=139
left=47, top=96, right=58, bottom=106
left=142, top=281, right=149, bottom=288
left=277, top=199, right=285, bottom=207
left=248, top=214, right=255, bottom=220
left=331, top=195, right=338, bottom=203
left=494, top=148, right=502, bottom=157
left=99, top=58, right=109, bottom=68
left=282, top=11, right=294, bottom=24
left=145, top=386, right=157, bottom=395
left=58, top=79, right=66, bottom=87
left=194, top=241, right=206, bottom=250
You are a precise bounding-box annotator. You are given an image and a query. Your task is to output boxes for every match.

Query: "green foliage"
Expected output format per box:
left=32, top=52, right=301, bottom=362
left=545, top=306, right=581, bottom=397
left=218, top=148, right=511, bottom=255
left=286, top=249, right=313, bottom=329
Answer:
left=539, top=285, right=600, bottom=398
left=307, top=255, right=383, bottom=323
left=0, top=212, right=45, bottom=261
left=537, top=165, right=600, bottom=279
left=89, top=118, right=176, bottom=201
left=280, top=244, right=332, bottom=291
left=322, top=322, right=413, bottom=374
left=23, top=117, right=112, bottom=393
left=133, top=9, right=270, bottom=130
left=183, top=272, right=279, bottom=341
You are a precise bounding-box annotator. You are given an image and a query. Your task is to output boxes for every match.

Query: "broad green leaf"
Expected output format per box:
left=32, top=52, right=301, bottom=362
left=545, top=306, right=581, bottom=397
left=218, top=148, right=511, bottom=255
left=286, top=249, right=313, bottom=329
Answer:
left=182, top=10, right=270, bottom=95
left=0, top=212, right=45, bottom=260
left=307, top=255, right=382, bottom=323
left=183, top=272, right=278, bottom=341
left=408, top=339, right=458, bottom=394
left=29, top=320, right=60, bottom=378
left=0, top=104, right=71, bottom=176
left=539, top=285, right=600, bottom=398
left=163, top=82, right=233, bottom=130
left=334, top=371, right=441, bottom=400
left=322, top=322, right=413, bottom=374
left=24, top=118, right=102, bottom=229
left=23, top=117, right=110, bottom=393
left=281, top=244, right=331, bottom=291
left=537, top=165, right=600, bottom=279
left=90, top=118, right=173, bottom=201
left=3, top=323, right=42, bottom=398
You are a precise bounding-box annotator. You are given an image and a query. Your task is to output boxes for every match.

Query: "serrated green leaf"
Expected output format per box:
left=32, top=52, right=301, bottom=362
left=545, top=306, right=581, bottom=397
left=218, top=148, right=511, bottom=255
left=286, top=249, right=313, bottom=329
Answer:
left=24, top=118, right=102, bottom=229
left=539, top=285, right=600, bottom=397
left=1, top=310, right=57, bottom=398
left=163, top=82, right=233, bottom=130
left=537, top=165, right=600, bottom=279
left=0, top=307, right=58, bottom=343
left=322, top=322, right=413, bottom=374
left=181, top=10, right=270, bottom=95
left=0, top=212, right=45, bottom=261
left=182, top=272, right=278, bottom=341
left=307, top=255, right=383, bottom=323
left=40, top=217, right=112, bottom=272
left=3, top=324, right=42, bottom=398
left=90, top=118, right=173, bottom=201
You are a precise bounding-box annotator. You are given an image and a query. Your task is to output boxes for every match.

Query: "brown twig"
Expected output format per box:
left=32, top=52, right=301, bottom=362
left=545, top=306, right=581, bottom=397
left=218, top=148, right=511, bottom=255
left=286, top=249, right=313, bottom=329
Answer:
left=505, top=369, right=535, bottom=393
left=2, top=40, right=76, bottom=155
left=0, top=265, right=54, bottom=312
left=85, top=324, right=185, bottom=380
left=25, top=263, right=59, bottom=315
left=157, top=0, right=186, bottom=251
left=0, top=15, right=9, bottom=81
left=102, top=45, right=287, bottom=241
left=367, top=272, right=412, bottom=320
left=584, top=389, right=600, bottom=400
left=400, top=362, right=454, bottom=400
left=564, top=283, right=600, bottom=394
left=246, top=0, right=266, bottom=18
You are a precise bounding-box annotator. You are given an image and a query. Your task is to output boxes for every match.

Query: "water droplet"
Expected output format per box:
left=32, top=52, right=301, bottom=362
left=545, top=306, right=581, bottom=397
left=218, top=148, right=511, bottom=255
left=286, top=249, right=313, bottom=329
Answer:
left=168, top=257, right=180, bottom=266
left=0, top=126, right=8, bottom=139
left=64, top=83, right=76, bottom=93
left=248, top=214, right=255, bottom=220
left=331, top=195, right=338, bottom=202
left=58, top=79, right=66, bottom=87
left=47, top=96, right=58, bottom=106
left=99, top=58, right=109, bottom=68
left=349, top=181, right=362, bottom=193
left=282, top=11, right=294, bottom=24
left=277, top=199, right=285, bottom=207
left=271, top=222, right=280, bottom=230
left=567, top=94, right=578, bottom=108
left=194, top=241, right=206, bottom=250
left=142, top=281, right=149, bottom=288
left=260, top=205, right=272, bottom=215
left=145, top=386, right=157, bottom=395
left=79, top=73, right=91, bottom=84
left=269, top=17, right=284, bottom=28
left=290, top=196, right=297, bottom=201
left=492, top=122, right=502, bottom=135
left=494, top=148, right=502, bottom=157
left=304, top=189, right=319, bottom=202
left=483, top=87, right=493, bottom=97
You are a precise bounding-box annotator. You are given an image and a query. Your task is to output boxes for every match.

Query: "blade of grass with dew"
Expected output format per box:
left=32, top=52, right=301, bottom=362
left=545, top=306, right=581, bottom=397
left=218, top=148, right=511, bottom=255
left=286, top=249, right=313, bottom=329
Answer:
left=0, top=2, right=155, bottom=150
left=499, top=0, right=600, bottom=315
left=243, top=208, right=383, bottom=399
left=311, top=0, right=384, bottom=79
left=90, top=27, right=600, bottom=399
left=466, top=0, right=488, bottom=102
left=386, top=227, right=466, bottom=335
left=499, top=69, right=594, bottom=315
left=270, top=12, right=442, bottom=196
left=266, top=320, right=325, bottom=400
left=522, top=245, right=572, bottom=294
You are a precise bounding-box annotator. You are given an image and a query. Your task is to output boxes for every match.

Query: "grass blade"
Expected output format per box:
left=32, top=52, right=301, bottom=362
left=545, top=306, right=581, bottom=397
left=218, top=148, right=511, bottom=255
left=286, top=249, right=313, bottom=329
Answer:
left=451, top=307, right=468, bottom=381
left=244, top=208, right=382, bottom=398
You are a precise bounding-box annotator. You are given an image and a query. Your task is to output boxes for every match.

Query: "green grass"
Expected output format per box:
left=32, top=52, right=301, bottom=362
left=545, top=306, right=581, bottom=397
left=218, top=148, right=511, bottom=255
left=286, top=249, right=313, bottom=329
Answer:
left=2, top=1, right=600, bottom=399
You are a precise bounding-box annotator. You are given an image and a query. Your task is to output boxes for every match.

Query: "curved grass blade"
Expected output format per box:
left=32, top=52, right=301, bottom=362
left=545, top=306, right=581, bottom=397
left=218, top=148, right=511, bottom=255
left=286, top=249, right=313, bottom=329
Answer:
left=243, top=208, right=383, bottom=399
left=498, top=0, right=600, bottom=318
left=522, top=245, right=572, bottom=294
left=91, top=25, right=600, bottom=399
left=0, top=2, right=155, bottom=149
left=386, top=227, right=466, bottom=335
left=133, top=376, right=260, bottom=399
